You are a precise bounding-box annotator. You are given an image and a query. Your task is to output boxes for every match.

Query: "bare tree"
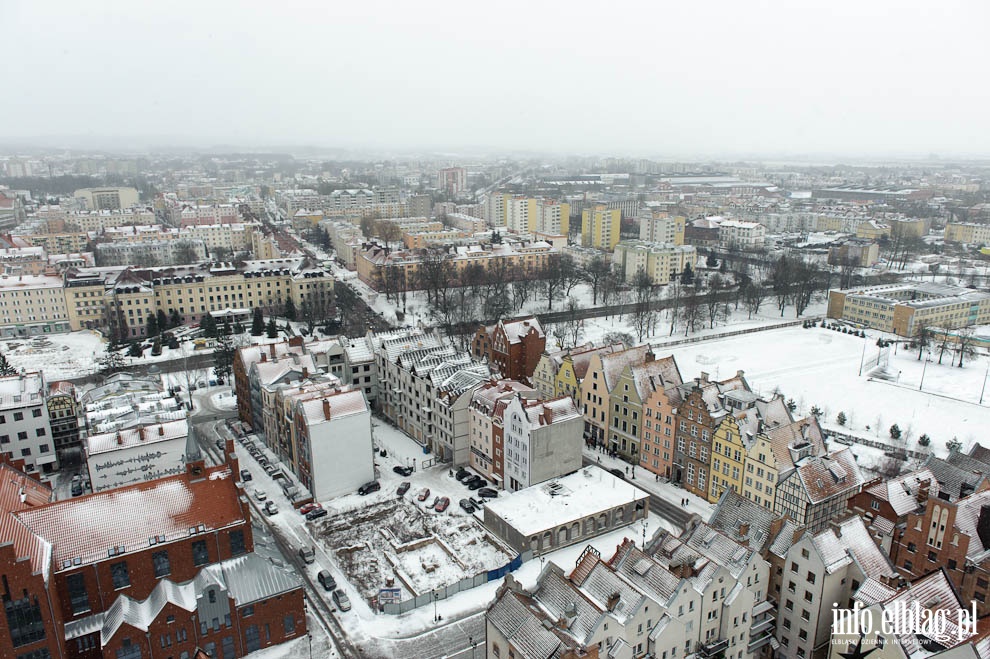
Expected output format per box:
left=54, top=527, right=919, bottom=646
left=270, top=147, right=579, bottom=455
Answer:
left=667, top=279, right=682, bottom=336
left=705, top=273, right=725, bottom=328
left=630, top=270, right=655, bottom=342
left=558, top=298, right=584, bottom=348
left=743, top=280, right=767, bottom=319
left=914, top=319, right=931, bottom=360
left=935, top=323, right=954, bottom=365
left=791, top=259, right=824, bottom=318
left=955, top=326, right=977, bottom=368
left=772, top=255, right=793, bottom=317
left=682, top=282, right=705, bottom=335
left=585, top=256, right=612, bottom=305
left=377, top=220, right=402, bottom=248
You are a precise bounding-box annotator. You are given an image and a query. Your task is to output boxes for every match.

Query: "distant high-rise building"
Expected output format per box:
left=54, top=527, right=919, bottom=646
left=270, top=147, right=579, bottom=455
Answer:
left=581, top=205, right=621, bottom=251
left=436, top=167, right=467, bottom=197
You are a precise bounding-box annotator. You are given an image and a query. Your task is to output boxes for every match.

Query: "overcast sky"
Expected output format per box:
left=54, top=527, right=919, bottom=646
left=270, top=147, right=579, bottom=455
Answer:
left=4, top=0, right=989, bottom=158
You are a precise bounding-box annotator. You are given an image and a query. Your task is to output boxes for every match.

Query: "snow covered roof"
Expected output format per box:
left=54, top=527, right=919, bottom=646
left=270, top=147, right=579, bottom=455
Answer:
left=298, top=389, right=368, bottom=426
left=853, top=577, right=898, bottom=606
left=863, top=468, right=939, bottom=517
left=923, top=455, right=987, bottom=502
left=707, top=489, right=780, bottom=552
left=951, top=489, right=990, bottom=561
left=470, top=379, right=537, bottom=413
left=810, top=515, right=897, bottom=578
left=876, top=570, right=971, bottom=656
left=498, top=317, right=545, bottom=344
left=485, top=466, right=649, bottom=537
left=487, top=586, right=573, bottom=659
left=795, top=448, right=864, bottom=504
left=14, top=465, right=245, bottom=571
left=86, top=419, right=188, bottom=456
left=599, top=345, right=652, bottom=391
left=0, top=460, right=53, bottom=579
left=567, top=343, right=625, bottom=379
left=0, top=371, right=45, bottom=410
left=571, top=555, right=645, bottom=624
left=630, top=355, right=683, bottom=401
left=609, top=538, right=682, bottom=603
left=533, top=566, right=603, bottom=646
left=764, top=417, right=827, bottom=474
left=0, top=273, right=63, bottom=290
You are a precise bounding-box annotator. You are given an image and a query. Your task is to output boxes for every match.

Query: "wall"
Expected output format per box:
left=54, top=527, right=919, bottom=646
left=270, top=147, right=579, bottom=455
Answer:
left=86, top=436, right=186, bottom=492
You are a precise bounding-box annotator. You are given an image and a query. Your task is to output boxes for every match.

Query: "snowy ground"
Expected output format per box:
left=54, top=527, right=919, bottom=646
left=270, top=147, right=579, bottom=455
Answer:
left=209, top=389, right=238, bottom=411
left=2, top=331, right=105, bottom=380
left=650, top=324, right=990, bottom=461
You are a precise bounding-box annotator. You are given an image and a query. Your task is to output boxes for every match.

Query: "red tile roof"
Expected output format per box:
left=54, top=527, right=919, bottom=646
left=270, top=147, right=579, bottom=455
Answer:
left=14, top=465, right=245, bottom=571
left=0, top=460, right=54, bottom=578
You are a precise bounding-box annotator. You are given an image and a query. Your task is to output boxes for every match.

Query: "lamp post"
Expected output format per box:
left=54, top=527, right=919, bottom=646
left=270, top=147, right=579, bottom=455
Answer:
left=919, top=356, right=931, bottom=392
left=980, top=359, right=990, bottom=405
left=433, top=592, right=439, bottom=622
left=469, top=635, right=478, bottom=659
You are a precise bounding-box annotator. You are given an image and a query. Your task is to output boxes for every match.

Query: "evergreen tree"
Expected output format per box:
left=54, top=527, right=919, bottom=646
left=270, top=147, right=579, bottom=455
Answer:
left=146, top=314, right=159, bottom=338
left=213, top=332, right=235, bottom=384
left=128, top=342, right=144, bottom=358
left=266, top=318, right=278, bottom=339
left=836, top=411, right=847, bottom=426
left=681, top=263, right=694, bottom=285
left=889, top=424, right=902, bottom=440
left=200, top=314, right=218, bottom=338
left=151, top=336, right=162, bottom=356
left=918, top=434, right=931, bottom=447
left=251, top=307, right=265, bottom=336
left=156, top=309, right=168, bottom=334
left=284, top=298, right=297, bottom=321
left=221, top=319, right=232, bottom=337
left=169, top=309, right=182, bottom=329
left=233, top=320, right=245, bottom=335
left=706, top=252, right=718, bottom=268
left=0, top=351, right=17, bottom=376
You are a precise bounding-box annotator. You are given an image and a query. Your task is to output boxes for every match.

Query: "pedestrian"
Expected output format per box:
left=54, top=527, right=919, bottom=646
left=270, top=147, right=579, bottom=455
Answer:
left=597, top=456, right=601, bottom=464
left=625, top=466, right=629, bottom=475
left=655, top=474, right=659, bottom=482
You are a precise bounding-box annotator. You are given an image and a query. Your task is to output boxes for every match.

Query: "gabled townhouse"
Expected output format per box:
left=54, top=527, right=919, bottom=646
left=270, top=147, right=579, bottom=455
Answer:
left=777, top=514, right=899, bottom=659
left=580, top=344, right=653, bottom=447
left=640, top=374, right=682, bottom=479
left=270, top=375, right=342, bottom=474
left=890, top=486, right=990, bottom=616
left=249, top=352, right=319, bottom=456
left=501, top=395, right=583, bottom=491
left=471, top=316, right=546, bottom=381
left=233, top=337, right=307, bottom=428
left=532, top=342, right=624, bottom=403
left=608, top=352, right=683, bottom=465
left=467, top=379, right=537, bottom=483
left=742, top=417, right=828, bottom=512
left=672, top=371, right=750, bottom=498
left=774, top=447, right=865, bottom=533
left=848, top=468, right=938, bottom=528
left=433, top=365, right=490, bottom=466
left=532, top=343, right=594, bottom=399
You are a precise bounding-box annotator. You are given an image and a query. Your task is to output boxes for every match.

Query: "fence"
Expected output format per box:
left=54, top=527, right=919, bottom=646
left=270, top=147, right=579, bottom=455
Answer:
left=647, top=317, right=820, bottom=350
left=827, top=428, right=928, bottom=461
left=380, top=550, right=531, bottom=615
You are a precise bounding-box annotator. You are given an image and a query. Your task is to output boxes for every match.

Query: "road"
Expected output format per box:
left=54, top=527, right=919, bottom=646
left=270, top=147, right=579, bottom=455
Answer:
left=581, top=456, right=695, bottom=531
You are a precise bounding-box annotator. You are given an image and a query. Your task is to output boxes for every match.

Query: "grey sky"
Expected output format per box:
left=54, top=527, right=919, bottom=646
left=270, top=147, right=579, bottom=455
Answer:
left=4, top=0, right=989, bottom=157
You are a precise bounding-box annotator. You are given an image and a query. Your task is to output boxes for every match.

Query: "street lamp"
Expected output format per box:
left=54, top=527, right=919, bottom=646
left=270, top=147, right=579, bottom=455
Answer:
left=919, top=356, right=931, bottom=391
left=980, top=359, right=990, bottom=405
left=469, top=635, right=478, bottom=659
left=433, top=592, right=439, bottom=622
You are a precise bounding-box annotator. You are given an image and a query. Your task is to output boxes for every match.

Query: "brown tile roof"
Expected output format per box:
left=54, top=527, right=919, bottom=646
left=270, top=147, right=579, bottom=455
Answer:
left=0, top=460, right=53, bottom=577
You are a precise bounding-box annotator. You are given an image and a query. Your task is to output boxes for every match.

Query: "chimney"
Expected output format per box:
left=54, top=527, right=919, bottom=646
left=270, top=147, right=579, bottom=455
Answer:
left=158, top=425, right=164, bottom=436
left=829, top=519, right=843, bottom=538
left=917, top=479, right=931, bottom=508
left=738, top=522, right=750, bottom=538
left=302, top=367, right=308, bottom=379
left=260, top=352, right=267, bottom=362
left=977, top=505, right=990, bottom=551
left=269, top=344, right=276, bottom=359
left=645, top=348, right=655, bottom=363
left=737, top=370, right=745, bottom=378
left=323, top=399, right=332, bottom=421
left=699, top=371, right=709, bottom=384
left=606, top=592, right=621, bottom=611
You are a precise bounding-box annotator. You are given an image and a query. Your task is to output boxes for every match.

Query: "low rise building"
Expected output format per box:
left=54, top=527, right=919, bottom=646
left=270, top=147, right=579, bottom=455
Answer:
left=46, top=381, right=80, bottom=453
left=774, top=447, right=865, bottom=533
left=718, top=219, right=766, bottom=250
left=0, top=371, right=57, bottom=473
left=0, top=273, right=71, bottom=336
left=84, top=419, right=190, bottom=491
left=467, top=379, right=538, bottom=482
left=471, top=316, right=546, bottom=381
left=945, top=221, right=990, bottom=244
left=483, top=465, right=649, bottom=556
left=827, top=281, right=990, bottom=336
left=827, top=238, right=880, bottom=267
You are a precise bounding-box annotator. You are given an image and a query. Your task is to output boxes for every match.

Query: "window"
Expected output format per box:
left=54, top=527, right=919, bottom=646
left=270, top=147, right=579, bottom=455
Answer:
left=192, top=540, right=209, bottom=566
left=907, top=542, right=916, bottom=552
left=928, top=551, right=937, bottom=562
left=803, top=591, right=813, bottom=602
left=35, top=428, right=45, bottom=437
left=32, top=409, right=41, bottom=418
left=221, top=636, right=235, bottom=659
left=111, top=561, right=130, bottom=589
left=800, top=548, right=809, bottom=559
left=153, top=550, right=170, bottom=578
left=5, top=595, right=46, bottom=647
left=948, top=559, right=957, bottom=570
left=246, top=625, right=261, bottom=653
left=229, top=529, right=247, bottom=556
left=67, top=573, right=90, bottom=614
left=871, top=500, right=880, bottom=510
left=790, top=561, right=798, bottom=573
left=801, top=609, right=810, bottom=621
left=242, top=605, right=255, bottom=617
left=14, top=412, right=23, bottom=421
left=904, top=560, right=913, bottom=571
left=806, top=571, right=816, bottom=584
left=284, top=614, right=296, bottom=636
left=115, top=639, right=142, bottom=659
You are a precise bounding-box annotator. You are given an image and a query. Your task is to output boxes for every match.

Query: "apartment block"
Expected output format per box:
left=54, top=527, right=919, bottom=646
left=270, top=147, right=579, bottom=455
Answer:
left=501, top=395, right=582, bottom=491
left=827, top=281, right=990, bottom=336
left=72, top=186, right=140, bottom=210
left=0, top=371, right=57, bottom=474
left=467, top=379, right=537, bottom=482
left=945, top=221, right=990, bottom=244
left=471, top=316, right=546, bottom=381
left=718, top=220, right=766, bottom=250
left=0, top=273, right=71, bottom=336
left=581, top=205, right=621, bottom=251
left=639, top=212, right=686, bottom=245
left=612, top=240, right=697, bottom=285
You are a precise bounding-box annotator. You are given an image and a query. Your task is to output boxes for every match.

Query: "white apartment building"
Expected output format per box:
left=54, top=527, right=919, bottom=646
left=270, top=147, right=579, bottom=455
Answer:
left=85, top=419, right=189, bottom=491
left=0, top=274, right=71, bottom=337
left=536, top=200, right=570, bottom=236
left=95, top=239, right=208, bottom=266
left=718, top=220, right=766, bottom=250
left=0, top=371, right=57, bottom=473
left=294, top=389, right=374, bottom=501
left=506, top=197, right=537, bottom=234
left=639, top=213, right=686, bottom=245
left=73, top=186, right=140, bottom=210
left=778, top=515, right=899, bottom=659
left=612, top=240, right=697, bottom=285
left=60, top=208, right=157, bottom=233
left=501, top=395, right=583, bottom=491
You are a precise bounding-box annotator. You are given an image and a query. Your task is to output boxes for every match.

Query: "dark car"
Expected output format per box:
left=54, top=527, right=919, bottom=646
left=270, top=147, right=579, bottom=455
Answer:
left=306, top=508, right=329, bottom=521
left=71, top=482, right=83, bottom=497
left=463, top=475, right=483, bottom=487
left=467, top=479, right=484, bottom=491
left=459, top=498, right=477, bottom=513
left=392, top=465, right=413, bottom=477
left=397, top=482, right=411, bottom=496
left=609, top=468, right=626, bottom=481
left=317, top=570, right=337, bottom=592
left=478, top=487, right=498, bottom=499
left=358, top=480, right=381, bottom=495
left=434, top=497, right=450, bottom=512
left=239, top=469, right=252, bottom=482
left=455, top=469, right=472, bottom=482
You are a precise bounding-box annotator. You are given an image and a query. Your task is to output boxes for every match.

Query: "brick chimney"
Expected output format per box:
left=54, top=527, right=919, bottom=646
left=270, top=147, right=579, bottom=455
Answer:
left=158, top=425, right=164, bottom=436
left=917, top=479, right=931, bottom=508
left=606, top=592, right=621, bottom=611
left=738, top=522, right=750, bottom=538
left=645, top=348, right=655, bottom=363
left=302, top=367, right=308, bottom=379
left=289, top=336, right=304, bottom=348
left=269, top=344, right=276, bottom=359
left=699, top=371, right=709, bottom=384
left=323, top=399, right=332, bottom=421
left=260, top=352, right=267, bottom=362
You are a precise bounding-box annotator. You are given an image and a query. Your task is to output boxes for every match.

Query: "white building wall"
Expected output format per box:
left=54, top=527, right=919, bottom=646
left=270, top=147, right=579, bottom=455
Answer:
left=309, top=409, right=374, bottom=500
left=86, top=436, right=186, bottom=491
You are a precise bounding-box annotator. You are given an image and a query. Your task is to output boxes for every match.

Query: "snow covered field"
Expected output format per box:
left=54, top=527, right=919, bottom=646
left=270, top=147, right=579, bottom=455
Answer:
left=2, top=331, right=105, bottom=380
left=655, top=325, right=990, bottom=460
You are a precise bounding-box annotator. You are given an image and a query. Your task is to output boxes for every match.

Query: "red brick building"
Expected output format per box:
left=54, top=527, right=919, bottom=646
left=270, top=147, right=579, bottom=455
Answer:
left=1, top=445, right=307, bottom=659
left=471, top=317, right=546, bottom=381
left=891, top=488, right=990, bottom=616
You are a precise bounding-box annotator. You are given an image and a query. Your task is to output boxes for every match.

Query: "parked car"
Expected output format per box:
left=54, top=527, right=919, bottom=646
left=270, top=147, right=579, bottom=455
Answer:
left=392, top=465, right=413, bottom=477
left=417, top=488, right=431, bottom=502
left=71, top=482, right=83, bottom=497
left=478, top=487, right=498, bottom=499
left=358, top=480, right=381, bottom=495
left=306, top=508, right=328, bottom=521
left=299, top=546, right=316, bottom=564
left=434, top=497, right=450, bottom=512
left=264, top=500, right=278, bottom=515
left=397, top=482, right=410, bottom=496
left=463, top=475, right=484, bottom=487
left=299, top=502, right=322, bottom=515
left=318, top=570, right=337, bottom=592
left=253, top=490, right=267, bottom=502
left=459, top=498, right=477, bottom=513
left=609, top=468, right=626, bottom=481
left=467, top=479, right=484, bottom=491
left=332, top=589, right=351, bottom=612
left=264, top=464, right=277, bottom=476
left=455, top=469, right=471, bottom=482
left=240, top=469, right=252, bottom=482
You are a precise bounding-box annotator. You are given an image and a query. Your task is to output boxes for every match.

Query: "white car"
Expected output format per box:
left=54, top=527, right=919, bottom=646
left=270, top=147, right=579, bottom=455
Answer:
left=253, top=490, right=267, bottom=502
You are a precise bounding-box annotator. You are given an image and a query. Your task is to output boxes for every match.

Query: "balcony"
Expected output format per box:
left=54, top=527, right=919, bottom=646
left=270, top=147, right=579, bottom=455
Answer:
left=752, top=600, right=776, bottom=617
left=748, top=629, right=773, bottom=653
left=698, top=638, right=729, bottom=657
left=750, top=618, right=775, bottom=636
